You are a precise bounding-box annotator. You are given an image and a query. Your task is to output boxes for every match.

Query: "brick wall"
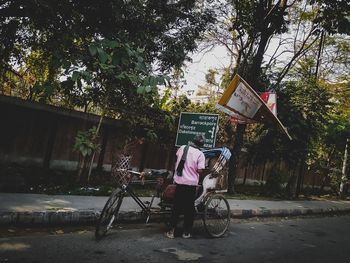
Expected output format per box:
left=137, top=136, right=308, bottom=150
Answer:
left=0, top=95, right=176, bottom=172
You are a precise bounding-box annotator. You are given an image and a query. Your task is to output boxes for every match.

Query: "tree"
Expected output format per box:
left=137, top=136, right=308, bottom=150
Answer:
left=0, top=0, right=214, bottom=104
left=73, top=126, right=100, bottom=183
left=311, top=0, right=350, bottom=35
left=0, top=1, right=217, bottom=183
left=315, top=80, right=350, bottom=195
left=197, top=0, right=349, bottom=193
left=195, top=69, right=225, bottom=103
left=212, top=0, right=297, bottom=193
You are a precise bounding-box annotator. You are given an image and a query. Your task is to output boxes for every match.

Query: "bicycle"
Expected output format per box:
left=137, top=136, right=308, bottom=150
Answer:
left=95, top=147, right=232, bottom=240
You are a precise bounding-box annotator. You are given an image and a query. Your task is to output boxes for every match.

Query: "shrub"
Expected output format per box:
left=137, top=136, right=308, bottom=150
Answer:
left=264, top=170, right=287, bottom=197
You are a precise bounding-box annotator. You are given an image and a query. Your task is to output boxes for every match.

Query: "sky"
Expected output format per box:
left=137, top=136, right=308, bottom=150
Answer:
left=182, top=35, right=292, bottom=97
left=182, top=46, right=230, bottom=94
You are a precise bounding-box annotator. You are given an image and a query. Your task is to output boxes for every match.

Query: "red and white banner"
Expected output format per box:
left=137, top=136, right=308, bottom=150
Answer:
left=260, top=92, right=277, bottom=116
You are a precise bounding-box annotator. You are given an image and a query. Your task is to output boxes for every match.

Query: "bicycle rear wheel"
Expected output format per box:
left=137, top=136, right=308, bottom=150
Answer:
left=95, top=188, right=124, bottom=240
left=203, top=193, right=230, bottom=238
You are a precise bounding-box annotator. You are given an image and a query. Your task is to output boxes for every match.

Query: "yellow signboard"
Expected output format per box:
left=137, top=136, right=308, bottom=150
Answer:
left=216, top=74, right=292, bottom=140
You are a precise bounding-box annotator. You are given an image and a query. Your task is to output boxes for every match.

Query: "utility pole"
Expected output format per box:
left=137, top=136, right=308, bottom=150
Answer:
left=339, top=138, right=349, bottom=198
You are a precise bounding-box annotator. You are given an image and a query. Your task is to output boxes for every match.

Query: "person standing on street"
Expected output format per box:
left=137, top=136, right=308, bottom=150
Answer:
left=165, top=134, right=206, bottom=239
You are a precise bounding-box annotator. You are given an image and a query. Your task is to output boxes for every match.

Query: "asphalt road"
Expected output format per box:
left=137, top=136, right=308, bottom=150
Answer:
left=1, top=215, right=349, bottom=263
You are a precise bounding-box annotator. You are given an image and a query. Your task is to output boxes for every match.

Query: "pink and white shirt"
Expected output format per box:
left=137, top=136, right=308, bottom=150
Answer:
left=173, top=145, right=205, bottom=186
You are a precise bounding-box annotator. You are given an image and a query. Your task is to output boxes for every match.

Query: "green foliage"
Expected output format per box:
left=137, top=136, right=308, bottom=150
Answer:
left=308, top=80, right=350, bottom=186
left=280, top=62, right=331, bottom=140
left=220, top=67, right=233, bottom=91
left=325, top=113, right=350, bottom=149
left=264, top=169, right=288, bottom=197
left=165, top=95, right=192, bottom=116
left=205, top=69, right=218, bottom=86
left=311, top=0, right=350, bottom=34
left=59, top=38, right=166, bottom=111
left=73, top=127, right=100, bottom=157
left=243, top=67, right=333, bottom=172
left=0, top=1, right=216, bottom=148
left=0, top=0, right=214, bottom=95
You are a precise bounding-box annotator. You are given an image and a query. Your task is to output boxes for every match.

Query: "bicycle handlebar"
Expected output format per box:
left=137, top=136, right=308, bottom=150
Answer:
left=116, top=169, right=169, bottom=179
left=127, top=170, right=143, bottom=176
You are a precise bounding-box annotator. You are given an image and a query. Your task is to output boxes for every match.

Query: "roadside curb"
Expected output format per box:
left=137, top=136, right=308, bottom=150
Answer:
left=0, top=210, right=155, bottom=226
left=231, top=207, right=350, bottom=218
left=0, top=210, right=99, bottom=225
left=1, top=206, right=350, bottom=226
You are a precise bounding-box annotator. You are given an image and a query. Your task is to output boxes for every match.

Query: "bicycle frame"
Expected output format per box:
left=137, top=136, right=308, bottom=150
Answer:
left=119, top=180, right=164, bottom=224
left=120, top=184, right=154, bottom=211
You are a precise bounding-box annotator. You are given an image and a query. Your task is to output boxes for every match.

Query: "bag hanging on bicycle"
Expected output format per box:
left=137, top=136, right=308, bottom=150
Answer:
left=162, top=184, right=176, bottom=203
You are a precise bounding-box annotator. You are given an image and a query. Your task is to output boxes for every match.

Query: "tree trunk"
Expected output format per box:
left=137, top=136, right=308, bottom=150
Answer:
left=315, top=30, right=325, bottom=78
left=261, top=160, right=267, bottom=181
left=312, top=170, right=317, bottom=193
left=295, top=159, right=305, bottom=197
left=87, top=112, right=105, bottom=183
left=77, top=156, right=87, bottom=183
left=97, top=127, right=109, bottom=171
left=320, top=172, right=328, bottom=192
left=226, top=0, right=291, bottom=194
left=43, top=118, right=57, bottom=169
left=228, top=123, right=246, bottom=193
left=243, top=165, right=248, bottom=185
left=320, top=146, right=336, bottom=192
left=249, top=32, right=271, bottom=88
left=286, top=161, right=299, bottom=198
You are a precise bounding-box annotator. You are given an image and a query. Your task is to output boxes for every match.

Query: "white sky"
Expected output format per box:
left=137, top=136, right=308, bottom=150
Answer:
left=182, top=36, right=290, bottom=95
left=183, top=46, right=230, bottom=93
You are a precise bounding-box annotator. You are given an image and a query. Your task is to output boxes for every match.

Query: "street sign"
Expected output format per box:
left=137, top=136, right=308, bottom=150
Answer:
left=175, top=112, right=219, bottom=148
left=216, top=74, right=292, bottom=140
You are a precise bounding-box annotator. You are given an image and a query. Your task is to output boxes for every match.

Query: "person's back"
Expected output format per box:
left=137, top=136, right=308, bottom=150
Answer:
left=173, top=145, right=205, bottom=186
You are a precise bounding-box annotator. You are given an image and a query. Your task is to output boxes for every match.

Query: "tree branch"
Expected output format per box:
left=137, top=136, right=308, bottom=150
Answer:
left=1, top=62, right=23, bottom=79
left=274, top=31, right=321, bottom=87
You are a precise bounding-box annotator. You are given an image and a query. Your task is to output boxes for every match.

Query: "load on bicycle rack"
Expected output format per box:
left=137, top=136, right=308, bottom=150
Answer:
left=95, top=147, right=232, bottom=240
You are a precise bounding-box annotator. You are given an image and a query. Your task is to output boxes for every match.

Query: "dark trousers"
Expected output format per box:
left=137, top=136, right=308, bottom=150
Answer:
left=170, top=184, right=196, bottom=233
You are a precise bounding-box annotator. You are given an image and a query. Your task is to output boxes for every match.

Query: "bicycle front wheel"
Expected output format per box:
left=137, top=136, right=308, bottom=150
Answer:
left=203, top=193, right=230, bottom=238
left=95, top=188, right=124, bottom=240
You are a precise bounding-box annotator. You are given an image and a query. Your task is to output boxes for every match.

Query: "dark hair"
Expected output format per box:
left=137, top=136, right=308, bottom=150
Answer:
left=192, top=134, right=205, bottom=147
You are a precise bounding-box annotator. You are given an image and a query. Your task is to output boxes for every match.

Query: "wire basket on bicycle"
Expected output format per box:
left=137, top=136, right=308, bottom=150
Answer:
left=111, top=154, right=133, bottom=186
